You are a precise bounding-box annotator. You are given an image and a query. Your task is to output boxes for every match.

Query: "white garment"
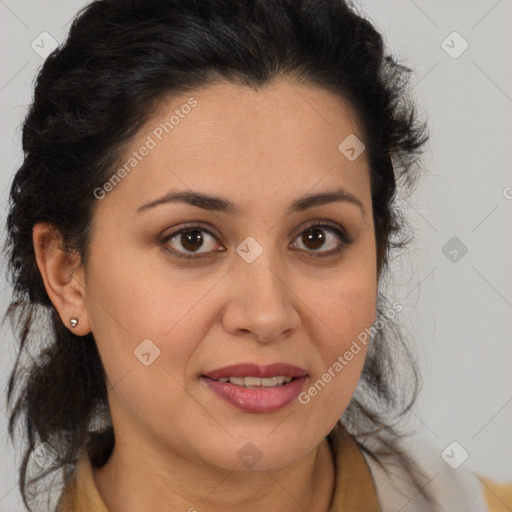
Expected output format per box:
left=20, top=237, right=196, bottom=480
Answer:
left=363, top=438, right=488, bottom=511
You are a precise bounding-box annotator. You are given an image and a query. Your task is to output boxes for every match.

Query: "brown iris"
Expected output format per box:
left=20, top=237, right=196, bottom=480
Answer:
left=301, top=227, right=326, bottom=250
left=181, top=230, right=204, bottom=252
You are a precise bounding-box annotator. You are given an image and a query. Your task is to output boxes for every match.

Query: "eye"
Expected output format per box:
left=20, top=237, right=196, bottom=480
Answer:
left=290, top=221, right=351, bottom=257
left=160, top=221, right=351, bottom=260
left=161, top=223, right=223, bottom=260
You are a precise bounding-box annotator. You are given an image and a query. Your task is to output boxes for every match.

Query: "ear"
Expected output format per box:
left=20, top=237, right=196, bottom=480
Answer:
left=32, top=222, right=91, bottom=336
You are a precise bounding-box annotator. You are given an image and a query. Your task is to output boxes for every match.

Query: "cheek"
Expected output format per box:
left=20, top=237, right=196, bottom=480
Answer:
left=84, top=245, right=219, bottom=389
left=296, top=256, right=377, bottom=408
left=305, top=265, right=377, bottom=357
left=312, top=288, right=374, bottom=399
left=296, top=282, right=375, bottom=429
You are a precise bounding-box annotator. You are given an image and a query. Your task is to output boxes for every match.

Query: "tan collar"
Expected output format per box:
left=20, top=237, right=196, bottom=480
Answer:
left=328, top=427, right=380, bottom=511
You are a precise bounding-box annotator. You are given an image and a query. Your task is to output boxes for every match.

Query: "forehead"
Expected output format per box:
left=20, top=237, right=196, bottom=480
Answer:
left=97, top=79, right=370, bottom=216
left=149, top=79, right=365, bottom=156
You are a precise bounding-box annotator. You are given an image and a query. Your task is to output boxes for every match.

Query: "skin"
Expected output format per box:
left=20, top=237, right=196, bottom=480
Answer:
left=33, top=79, right=378, bottom=512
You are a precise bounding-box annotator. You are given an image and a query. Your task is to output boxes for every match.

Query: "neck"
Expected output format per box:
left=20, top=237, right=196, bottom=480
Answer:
left=93, top=436, right=335, bottom=512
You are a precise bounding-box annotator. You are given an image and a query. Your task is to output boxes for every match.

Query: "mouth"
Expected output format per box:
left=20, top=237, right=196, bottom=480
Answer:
left=201, top=362, right=308, bottom=413
left=212, top=375, right=295, bottom=387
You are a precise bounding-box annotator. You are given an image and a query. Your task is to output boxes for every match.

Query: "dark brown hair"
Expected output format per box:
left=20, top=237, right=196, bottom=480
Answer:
left=3, top=0, right=433, bottom=510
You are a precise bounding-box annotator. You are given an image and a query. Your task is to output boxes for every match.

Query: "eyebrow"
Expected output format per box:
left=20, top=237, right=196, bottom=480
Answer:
left=136, top=187, right=365, bottom=217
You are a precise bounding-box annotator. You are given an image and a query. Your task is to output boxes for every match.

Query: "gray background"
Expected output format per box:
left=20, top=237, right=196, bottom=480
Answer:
left=1, top=0, right=511, bottom=509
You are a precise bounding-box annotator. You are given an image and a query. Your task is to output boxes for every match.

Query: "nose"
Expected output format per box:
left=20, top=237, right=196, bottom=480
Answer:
left=221, top=252, right=301, bottom=343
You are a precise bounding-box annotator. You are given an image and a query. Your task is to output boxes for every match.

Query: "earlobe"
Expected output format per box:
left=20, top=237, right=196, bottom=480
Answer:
left=32, top=222, right=91, bottom=336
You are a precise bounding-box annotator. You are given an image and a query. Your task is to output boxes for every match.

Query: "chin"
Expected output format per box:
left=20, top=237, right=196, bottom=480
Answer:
left=197, top=433, right=316, bottom=474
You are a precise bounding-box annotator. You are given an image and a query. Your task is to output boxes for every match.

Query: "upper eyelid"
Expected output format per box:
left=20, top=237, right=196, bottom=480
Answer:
left=161, top=220, right=349, bottom=248
left=161, top=222, right=219, bottom=241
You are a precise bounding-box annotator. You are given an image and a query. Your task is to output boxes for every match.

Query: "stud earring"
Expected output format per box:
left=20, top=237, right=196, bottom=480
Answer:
left=70, top=318, right=78, bottom=328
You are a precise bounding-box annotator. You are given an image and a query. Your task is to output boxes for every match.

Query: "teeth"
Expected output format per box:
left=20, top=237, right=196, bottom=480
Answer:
left=217, top=376, right=293, bottom=388
left=244, top=376, right=263, bottom=387
left=229, top=376, right=246, bottom=386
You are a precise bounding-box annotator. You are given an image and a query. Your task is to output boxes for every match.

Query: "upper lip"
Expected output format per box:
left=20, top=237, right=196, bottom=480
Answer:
left=203, top=363, right=307, bottom=380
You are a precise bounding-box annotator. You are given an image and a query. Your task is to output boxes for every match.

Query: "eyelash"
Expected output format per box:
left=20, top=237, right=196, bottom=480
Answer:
left=160, top=221, right=353, bottom=261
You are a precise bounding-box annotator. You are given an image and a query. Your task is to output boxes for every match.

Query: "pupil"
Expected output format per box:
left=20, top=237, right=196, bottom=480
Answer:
left=303, top=228, right=325, bottom=250
left=182, top=230, right=203, bottom=251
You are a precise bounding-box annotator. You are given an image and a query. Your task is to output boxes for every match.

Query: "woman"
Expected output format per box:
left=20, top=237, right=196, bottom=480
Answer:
left=3, top=0, right=492, bottom=511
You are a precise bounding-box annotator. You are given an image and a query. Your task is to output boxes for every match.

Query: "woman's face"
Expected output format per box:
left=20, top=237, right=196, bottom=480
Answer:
left=82, top=80, right=377, bottom=472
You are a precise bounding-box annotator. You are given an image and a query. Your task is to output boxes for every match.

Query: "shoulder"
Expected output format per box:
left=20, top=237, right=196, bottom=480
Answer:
left=361, top=437, right=489, bottom=511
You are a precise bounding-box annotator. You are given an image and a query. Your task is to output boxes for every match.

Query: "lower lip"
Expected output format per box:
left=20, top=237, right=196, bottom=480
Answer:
left=201, top=376, right=307, bottom=413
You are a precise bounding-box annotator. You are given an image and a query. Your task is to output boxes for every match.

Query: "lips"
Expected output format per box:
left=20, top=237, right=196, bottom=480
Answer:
left=201, top=363, right=308, bottom=413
